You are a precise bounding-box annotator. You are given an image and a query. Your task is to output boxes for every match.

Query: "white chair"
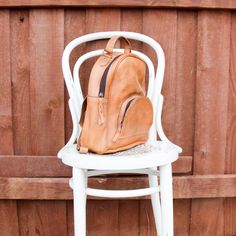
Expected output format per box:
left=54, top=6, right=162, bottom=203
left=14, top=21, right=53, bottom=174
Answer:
left=58, top=31, right=182, bottom=236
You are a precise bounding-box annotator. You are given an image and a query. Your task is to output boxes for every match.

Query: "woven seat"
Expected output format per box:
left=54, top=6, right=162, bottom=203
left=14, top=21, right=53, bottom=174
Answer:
left=59, top=141, right=180, bottom=170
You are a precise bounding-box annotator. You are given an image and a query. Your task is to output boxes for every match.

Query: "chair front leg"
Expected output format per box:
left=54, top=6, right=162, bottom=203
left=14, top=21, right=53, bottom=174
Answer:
left=160, top=164, right=174, bottom=236
left=73, top=167, right=87, bottom=236
left=149, top=168, right=162, bottom=236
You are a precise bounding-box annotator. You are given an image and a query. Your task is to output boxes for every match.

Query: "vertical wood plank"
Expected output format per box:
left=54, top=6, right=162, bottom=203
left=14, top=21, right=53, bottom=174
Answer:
left=67, top=201, right=74, bottom=236
left=121, top=9, right=143, bottom=50
left=142, top=9, right=177, bottom=143
left=141, top=9, right=178, bottom=236
left=174, top=200, right=191, bottom=236
left=191, top=10, right=231, bottom=236
left=0, top=200, right=19, bottom=236
left=191, top=198, right=225, bottom=236
left=15, top=9, right=67, bottom=236
left=85, top=9, right=120, bottom=236
left=18, top=200, right=67, bottom=236
left=29, top=9, right=65, bottom=155
left=87, top=200, right=119, bottom=236
left=224, top=11, right=236, bottom=236
left=120, top=10, right=142, bottom=236
left=0, top=10, right=13, bottom=154
left=174, top=10, right=198, bottom=236
left=139, top=200, right=156, bottom=235
left=118, top=200, right=139, bottom=236
left=86, top=8, right=121, bottom=35
left=11, top=10, right=31, bottom=155
left=64, top=10, right=87, bottom=236
left=64, top=9, right=86, bottom=141
left=0, top=10, right=19, bottom=236
left=193, top=10, right=230, bottom=174
left=176, top=10, right=197, bottom=156
left=140, top=200, right=191, bottom=236
left=85, top=8, right=121, bottom=92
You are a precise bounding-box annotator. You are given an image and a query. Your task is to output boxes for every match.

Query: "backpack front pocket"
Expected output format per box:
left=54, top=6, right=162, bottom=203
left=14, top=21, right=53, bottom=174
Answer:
left=113, top=96, right=153, bottom=142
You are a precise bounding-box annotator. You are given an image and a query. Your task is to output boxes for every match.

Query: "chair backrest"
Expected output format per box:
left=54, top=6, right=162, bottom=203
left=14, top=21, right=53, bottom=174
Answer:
left=62, top=31, right=167, bottom=147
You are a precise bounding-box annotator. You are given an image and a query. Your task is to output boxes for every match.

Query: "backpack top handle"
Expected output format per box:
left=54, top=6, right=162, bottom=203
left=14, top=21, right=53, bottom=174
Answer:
left=104, top=36, right=131, bottom=56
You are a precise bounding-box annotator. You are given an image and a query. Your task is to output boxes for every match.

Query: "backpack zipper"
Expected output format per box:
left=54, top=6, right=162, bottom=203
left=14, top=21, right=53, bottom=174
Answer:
left=98, top=54, right=122, bottom=125
left=120, top=98, right=134, bottom=127
left=98, top=54, right=122, bottom=97
left=112, top=96, right=138, bottom=142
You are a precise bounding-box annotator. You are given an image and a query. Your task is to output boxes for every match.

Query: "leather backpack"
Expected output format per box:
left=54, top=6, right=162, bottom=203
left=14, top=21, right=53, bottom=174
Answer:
left=77, top=36, right=153, bottom=154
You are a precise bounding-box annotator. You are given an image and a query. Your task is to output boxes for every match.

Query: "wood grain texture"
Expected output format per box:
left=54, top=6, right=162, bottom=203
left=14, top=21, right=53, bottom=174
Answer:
left=120, top=8, right=147, bottom=97
left=140, top=200, right=192, bottom=236
left=0, top=10, right=13, bottom=155
left=139, top=12, right=177, bottom=233
left=191, top=10, right=231, bottom=236
left=11, top=10, right=31, bottom=155
left=18, top=200, right=67, bottom=236
left=67, top=201, right=74, bottom=236
left=175, top=10, right=197, bottom=156
left=140, top=199, right=192, bottom=236
left=175, top=11, right=197, bottom=236
left=8, top=11, right=31, bottom=236
left=0, top=10, right=19, bottom=236
left=84, top=8, right=121, bottom=95
left=193, top=10, right=230, bottom=174
left=0, top=200, right=19, bottom=236
left=0, top=155, right=192, bottom=177
left=1, top=175, right=236, bottom=200
left=87, top=200, right=119, bottom=236
left=174, top=200, right=191, bottom=236
left=16, top=9, right=68, bottom=236
left=141, top=16, right=190, bottom=234
left=64, top=9, right=86, bottom=141
left=224, top=11, right=236, bottom=236
left=1, top=0, right=236, bottom=9
left=140, top=200, right=156, bottom=235
left=67, top=200, right=140, bottom=236
left=118, top=200, right=140, bottom=236
left=29, top=9, right=65, bottom=155
left=143, top=9, right=177, bottom=143
left=85, top=8, right=121, bottom=48
left=68, top=200, right=140, bottom=236
left=121, top=9, right=143, bottom=51
left=0, top=155, right=71, bottom=177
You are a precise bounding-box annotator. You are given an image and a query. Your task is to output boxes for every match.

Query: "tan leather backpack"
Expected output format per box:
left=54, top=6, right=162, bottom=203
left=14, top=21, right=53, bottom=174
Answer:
left=77, top=36, right=153, bottom=154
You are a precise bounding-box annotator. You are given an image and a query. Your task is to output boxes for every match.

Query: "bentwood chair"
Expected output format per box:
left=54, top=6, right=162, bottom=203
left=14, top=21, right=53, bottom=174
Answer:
left=58, top=31, right=182, bottom=236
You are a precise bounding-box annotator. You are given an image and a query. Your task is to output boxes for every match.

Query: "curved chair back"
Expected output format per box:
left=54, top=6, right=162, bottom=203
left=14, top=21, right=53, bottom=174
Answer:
left=62, top=31, right=166, bottom=147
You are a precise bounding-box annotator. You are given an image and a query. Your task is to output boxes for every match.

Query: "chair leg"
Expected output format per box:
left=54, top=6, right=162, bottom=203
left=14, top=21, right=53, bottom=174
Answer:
left=148, top=168, right=162, bottom=236
left=72, top=168, right=87, bottom=236
left=160, top=164, right=174, bottom=236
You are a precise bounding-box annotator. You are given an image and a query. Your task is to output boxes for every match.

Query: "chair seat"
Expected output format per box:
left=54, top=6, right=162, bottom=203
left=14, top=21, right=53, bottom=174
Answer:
left=58, top=141, right=181, bottom=170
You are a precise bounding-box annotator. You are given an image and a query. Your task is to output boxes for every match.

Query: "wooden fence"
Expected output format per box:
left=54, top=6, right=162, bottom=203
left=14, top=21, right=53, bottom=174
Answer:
left=0, top=1, right=236, bottom=235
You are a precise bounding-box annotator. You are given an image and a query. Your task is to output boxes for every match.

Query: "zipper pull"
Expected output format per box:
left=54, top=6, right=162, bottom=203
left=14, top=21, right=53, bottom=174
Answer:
left=98, top=98, right=105, bottom=125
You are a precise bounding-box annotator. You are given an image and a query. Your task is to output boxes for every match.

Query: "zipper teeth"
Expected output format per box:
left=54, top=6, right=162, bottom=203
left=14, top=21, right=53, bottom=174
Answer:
left=98, top=55, right=122, bottom=97
left=121, top=98, right=135, bottom=125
